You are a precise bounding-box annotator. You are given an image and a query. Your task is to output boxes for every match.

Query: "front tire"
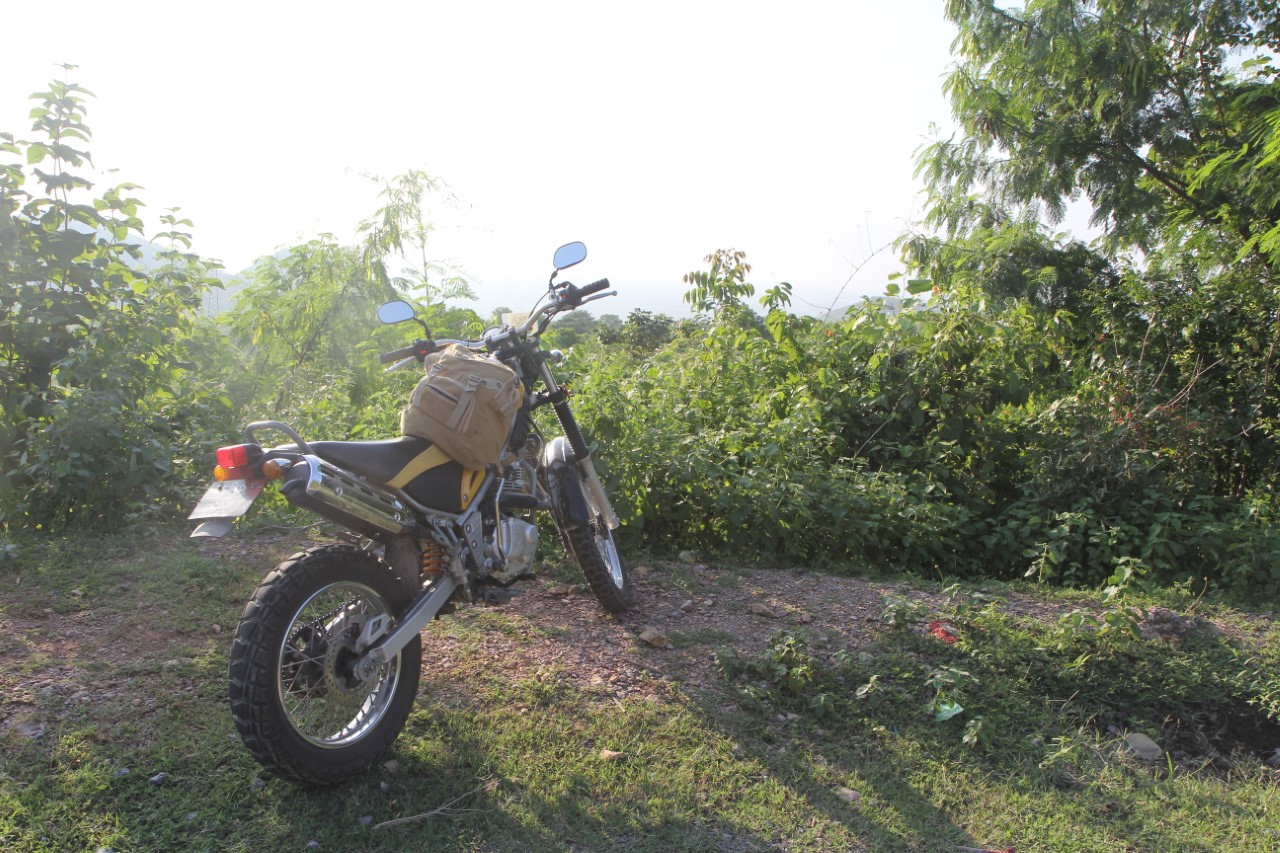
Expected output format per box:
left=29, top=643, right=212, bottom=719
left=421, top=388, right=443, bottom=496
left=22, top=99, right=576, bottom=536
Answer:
left=228, top=544, right=422, bottom=787
left=545, top=456, right=632, bottom=613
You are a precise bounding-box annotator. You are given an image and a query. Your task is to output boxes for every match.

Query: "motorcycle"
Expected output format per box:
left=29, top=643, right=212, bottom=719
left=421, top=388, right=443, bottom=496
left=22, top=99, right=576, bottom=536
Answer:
left=188, top=241, right=631, bottom=786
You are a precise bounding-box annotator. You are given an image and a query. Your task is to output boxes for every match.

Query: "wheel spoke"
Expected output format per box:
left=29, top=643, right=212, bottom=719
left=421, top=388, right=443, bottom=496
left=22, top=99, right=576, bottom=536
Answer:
left=274, top=583, right=401, bottom=748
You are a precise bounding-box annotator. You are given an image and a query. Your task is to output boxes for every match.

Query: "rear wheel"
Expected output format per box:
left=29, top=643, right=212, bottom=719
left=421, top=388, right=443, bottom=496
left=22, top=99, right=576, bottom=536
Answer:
left=228, top=544, right=421, bottom=787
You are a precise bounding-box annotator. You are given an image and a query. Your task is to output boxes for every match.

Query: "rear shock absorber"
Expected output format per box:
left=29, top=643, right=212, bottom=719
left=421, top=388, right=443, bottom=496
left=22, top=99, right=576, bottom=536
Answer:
left=421, top=540, right=448, bottom=579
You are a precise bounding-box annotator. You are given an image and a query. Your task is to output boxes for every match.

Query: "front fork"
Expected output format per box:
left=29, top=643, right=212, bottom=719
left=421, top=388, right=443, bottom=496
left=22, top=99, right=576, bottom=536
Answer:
left=538, top=361, right=619, bottom=530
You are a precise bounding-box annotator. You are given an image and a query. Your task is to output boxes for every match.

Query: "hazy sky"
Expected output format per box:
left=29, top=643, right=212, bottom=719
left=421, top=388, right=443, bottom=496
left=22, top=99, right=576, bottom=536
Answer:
left=2, top=1, right=960, bottom=319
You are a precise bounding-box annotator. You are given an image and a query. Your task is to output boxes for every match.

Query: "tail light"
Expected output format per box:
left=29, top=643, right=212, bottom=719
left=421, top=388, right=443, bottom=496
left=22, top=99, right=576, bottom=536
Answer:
left=213, top=443, right=265, bottom=481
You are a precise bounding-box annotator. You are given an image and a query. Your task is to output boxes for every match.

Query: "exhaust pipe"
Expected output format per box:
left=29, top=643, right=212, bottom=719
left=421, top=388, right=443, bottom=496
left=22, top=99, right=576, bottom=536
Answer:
left=281, top=455, right=413, bottom=538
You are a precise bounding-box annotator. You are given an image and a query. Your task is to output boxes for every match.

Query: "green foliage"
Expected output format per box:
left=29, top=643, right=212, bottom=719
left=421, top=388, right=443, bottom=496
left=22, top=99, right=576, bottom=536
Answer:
left=595, top=308, right=674, bottom=355
left=0, top=76, right=228, bottom=529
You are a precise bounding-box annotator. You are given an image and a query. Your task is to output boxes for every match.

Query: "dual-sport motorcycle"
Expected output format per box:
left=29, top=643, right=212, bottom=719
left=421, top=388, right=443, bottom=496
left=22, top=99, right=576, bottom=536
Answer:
left=188, top=241, right=631, bottom=786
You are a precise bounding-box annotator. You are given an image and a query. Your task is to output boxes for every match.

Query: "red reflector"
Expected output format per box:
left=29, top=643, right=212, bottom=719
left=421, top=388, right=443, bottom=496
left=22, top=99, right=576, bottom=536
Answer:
left=216, top=444, right=262, bottom=469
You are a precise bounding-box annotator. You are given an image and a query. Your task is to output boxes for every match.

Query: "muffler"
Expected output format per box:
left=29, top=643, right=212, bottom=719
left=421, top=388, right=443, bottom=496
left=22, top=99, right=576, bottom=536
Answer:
left=280, top=454, right=414, bottom=538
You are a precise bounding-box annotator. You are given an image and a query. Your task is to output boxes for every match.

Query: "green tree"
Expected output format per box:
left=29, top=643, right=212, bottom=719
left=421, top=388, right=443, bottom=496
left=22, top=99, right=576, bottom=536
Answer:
left=1, top=74, right=226, bottom=527
left=596, top=309, right=674, bottom=355
left=914, top=0, right=1280, bottom=496
left=545, top=309, right=597, bottom=348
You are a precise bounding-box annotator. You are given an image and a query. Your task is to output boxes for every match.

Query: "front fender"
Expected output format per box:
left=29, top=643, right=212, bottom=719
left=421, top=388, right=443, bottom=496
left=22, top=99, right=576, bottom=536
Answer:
left=542, top=437, right=590, bottom=530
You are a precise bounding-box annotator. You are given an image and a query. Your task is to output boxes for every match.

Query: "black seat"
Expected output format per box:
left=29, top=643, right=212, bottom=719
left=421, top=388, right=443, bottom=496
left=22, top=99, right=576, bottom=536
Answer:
left=308, top=436, right=433, bottom=485
left=305, top=436, right=485, bottom=515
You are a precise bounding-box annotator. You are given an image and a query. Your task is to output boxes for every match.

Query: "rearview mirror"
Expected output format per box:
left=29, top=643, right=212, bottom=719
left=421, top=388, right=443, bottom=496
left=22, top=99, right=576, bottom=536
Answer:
left=377, top=300, right=417, bottom=325
left=552, top=241, right=587, bottom=270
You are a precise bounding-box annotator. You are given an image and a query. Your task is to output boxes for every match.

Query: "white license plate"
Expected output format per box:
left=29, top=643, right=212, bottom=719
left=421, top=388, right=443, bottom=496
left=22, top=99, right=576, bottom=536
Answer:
left=189, top=478, right=266, bottom=521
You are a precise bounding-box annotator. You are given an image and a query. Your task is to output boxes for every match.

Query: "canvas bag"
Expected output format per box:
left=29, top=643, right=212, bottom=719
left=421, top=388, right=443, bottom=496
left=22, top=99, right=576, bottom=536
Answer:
left=400, top=344, right=523, bottom=470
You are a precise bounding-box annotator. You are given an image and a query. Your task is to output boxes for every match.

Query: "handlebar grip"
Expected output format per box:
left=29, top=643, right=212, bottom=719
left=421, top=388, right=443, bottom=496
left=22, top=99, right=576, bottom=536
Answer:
left=579, top=278, right=610, bottom=297
left=379, top=342, right=425, bottom=364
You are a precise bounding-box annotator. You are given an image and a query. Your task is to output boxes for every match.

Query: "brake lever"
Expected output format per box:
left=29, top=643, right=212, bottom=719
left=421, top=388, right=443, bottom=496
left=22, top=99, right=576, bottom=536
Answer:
left=383, top=356, right=418, bottom=373
left=578, top=291, right=617, bottom=306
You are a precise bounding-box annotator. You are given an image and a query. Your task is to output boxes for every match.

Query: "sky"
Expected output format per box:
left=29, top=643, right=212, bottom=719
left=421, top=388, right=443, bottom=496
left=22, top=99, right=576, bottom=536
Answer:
left=2, top=1, right=961, bottom=320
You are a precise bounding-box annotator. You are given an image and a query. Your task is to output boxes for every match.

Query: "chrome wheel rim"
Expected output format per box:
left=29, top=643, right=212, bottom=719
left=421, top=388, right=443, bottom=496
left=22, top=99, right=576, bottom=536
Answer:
left=275, top=581, right=401, bottom=748
left=597, top=527, right=625, bottom=588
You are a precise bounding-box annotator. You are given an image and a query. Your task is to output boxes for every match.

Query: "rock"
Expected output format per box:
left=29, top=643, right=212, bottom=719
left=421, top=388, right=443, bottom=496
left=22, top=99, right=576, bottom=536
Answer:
left=185, top=812, right=197, bottom=822
left=251, top=778, right=268, bottom=790
left=599, top=749, right=624, bottom=761
left=358, top=815, right=374, bottom=827
left=679, top=599, right=694, bottom=612
left=114, top=768, right=130, bottom=778
left=306, top=842, right=320, bottom=850
left=678, top=550, right=698, bottom=564
left=382, top=759, right=400, bottom=774
left=548, top=584, right=574, bottom=596
left=148, top=772, right=169, bottom=787
left=639, top=627, right=670, bottom=648
left=12, top=719, right=45, bottom=740
left=380, top=781, right=390, bottom=792
left=749, top=603, right=777, bottom=618
left=1123, top=732, right=1163, bottom=761
left=210, top=624, right=222, bottom=634
left=797, top=613, right=814, bottom=624
left=632, top=565, right=654, bottom=578
left=835, top=787, right=861, bottom=803
left=1265, top=748, right=1280, bottom=767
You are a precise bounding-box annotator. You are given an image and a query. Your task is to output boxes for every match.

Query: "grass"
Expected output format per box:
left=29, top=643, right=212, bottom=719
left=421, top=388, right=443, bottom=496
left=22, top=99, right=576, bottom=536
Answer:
left=1, top=528, right=1278, bottom=851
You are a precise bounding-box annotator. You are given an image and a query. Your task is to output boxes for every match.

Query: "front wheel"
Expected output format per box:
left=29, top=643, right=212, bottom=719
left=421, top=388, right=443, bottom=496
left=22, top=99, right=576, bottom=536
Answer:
left=566, top=513, right=632, bottom=613
left=545, top=455, right=632, bottom=613
left=228, top=544, right=422, bottom=787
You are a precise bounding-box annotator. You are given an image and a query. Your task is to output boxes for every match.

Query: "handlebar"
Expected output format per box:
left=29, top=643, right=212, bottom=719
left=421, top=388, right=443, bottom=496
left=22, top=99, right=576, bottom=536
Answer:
left=378, top=340, right=432, bottom=364
left=379, top=278, right=617, bottom=364
left=564, top=278, right=610, bottom=304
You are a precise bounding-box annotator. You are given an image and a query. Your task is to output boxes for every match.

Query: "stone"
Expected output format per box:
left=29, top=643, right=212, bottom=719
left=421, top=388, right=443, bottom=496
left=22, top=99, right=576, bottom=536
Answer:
left=639, top=627, right=670, bottom=648
left=148, top=772, right=169, bottom=786
left=749, top=603, right=777, bottom=618
left=185, top=812, right=197, bottom=822
left=114, top=768, right=131, bottom=778
left=678, top=550, right=698, bottom=564
left=12, top=720, right=45, bottom=740
left=797, top=613, right=814, bottom=624
left=599, top=749, right=624, bottom=761
left=1123, top=732, right=1162, bottom=761
left=358, top=815, right=374, bottom=827
left=835, top=787, right=861, bottom=803
left=307, top=842, right=320, bottom=850
left=679, top=600, right=694, bottom=612
left=211, top=624, right=222, bottom=634
left=382, top=759, right=400, bottom=774
left=251, top=778, right=268, bottom=790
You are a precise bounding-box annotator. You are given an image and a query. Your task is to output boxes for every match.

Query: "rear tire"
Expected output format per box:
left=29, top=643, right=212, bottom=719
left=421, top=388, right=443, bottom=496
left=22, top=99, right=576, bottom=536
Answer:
left=228, top=544, right=421, bottom=787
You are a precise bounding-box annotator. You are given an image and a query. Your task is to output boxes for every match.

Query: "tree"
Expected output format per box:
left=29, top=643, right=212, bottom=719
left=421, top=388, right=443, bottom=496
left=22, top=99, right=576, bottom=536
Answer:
left=545, top=309, right=597, bottom=348
left=912, top=0, right=1280, bottom=495
left=925, top=1, right=1280, bottom=265
left=1, top=74, right=226, bottom=526
left=597, top=309, right=674, bottom=355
